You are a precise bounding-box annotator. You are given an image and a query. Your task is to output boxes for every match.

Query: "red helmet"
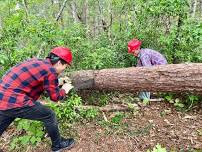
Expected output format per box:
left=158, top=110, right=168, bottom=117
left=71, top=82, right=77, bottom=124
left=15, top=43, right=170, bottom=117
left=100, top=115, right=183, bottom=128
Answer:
left=51, top=47, right=73, bottom=65
left=127, top=39, right=142, bottom=54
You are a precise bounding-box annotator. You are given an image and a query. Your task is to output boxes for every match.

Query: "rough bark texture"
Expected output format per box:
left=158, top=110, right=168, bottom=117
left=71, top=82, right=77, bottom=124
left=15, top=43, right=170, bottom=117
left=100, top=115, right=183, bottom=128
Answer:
left=75, top=103, right=139, bottom=112
left=68, top=64, right=202, bottom=94
left=56, top=0, right=68, bottom=21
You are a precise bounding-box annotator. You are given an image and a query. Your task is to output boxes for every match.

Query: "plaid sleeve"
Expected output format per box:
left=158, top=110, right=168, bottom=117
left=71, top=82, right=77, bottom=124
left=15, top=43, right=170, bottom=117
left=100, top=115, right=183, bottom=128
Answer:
left=44, top=73, right=66, bottom=102
left=140, top=55, right=152, bottom=67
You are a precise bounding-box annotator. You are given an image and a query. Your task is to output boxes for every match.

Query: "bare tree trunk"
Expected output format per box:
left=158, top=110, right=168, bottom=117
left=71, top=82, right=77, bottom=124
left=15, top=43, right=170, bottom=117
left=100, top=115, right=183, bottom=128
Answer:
left=0, top=17, right=2, bottom=30
left=94, top=6, right=100, bottom=36
left=82, top=0, right=88, bottom=24
left=172, top=13, right=185, bottom=63
left=51, top=0, right=59, bottom=18
left=119, top=4, right=126, bottom=32
left=125, top=9, right=129, bottom=34
left=70, top=1, right=80, bottom=23
left=22, top=0, right=29, bottom=17
left=190, top=0, right=197, bottom=18
left=56, top=0, right=68, bottom=21
left=75, top=103, right=139, bottom=112
left=97, top=0, right=112, bottom=33
left=8, top=0, right=12, bottom=15
left=200, top=0, right=202, bottom=16
left=92, top=16, right=96, bottom=37
left=97, top=0, right=105, bottom=32
left=107, top=1, right=112, bottom=39
left=83, top=0, right=90, bottom=36
left=68, top=64, right=202, bottom=94
left=165, top=16, right=171, bottom=34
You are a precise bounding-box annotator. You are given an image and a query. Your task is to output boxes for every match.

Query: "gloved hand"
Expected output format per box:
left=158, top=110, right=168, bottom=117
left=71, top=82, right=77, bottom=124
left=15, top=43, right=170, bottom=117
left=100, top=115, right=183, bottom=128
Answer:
left=58, top=77, right=72, bottom=86
left=62, top=83, right=74, bottom=94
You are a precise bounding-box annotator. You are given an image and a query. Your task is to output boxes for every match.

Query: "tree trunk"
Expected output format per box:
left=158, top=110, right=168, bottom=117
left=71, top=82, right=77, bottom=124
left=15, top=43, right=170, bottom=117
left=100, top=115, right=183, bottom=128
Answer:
left=70, top=1, right=80, bottom=23
left=200, top=0, right=202, bottom=16
left=172, top=15, right=183, bottom=64
left=190, top=0, right=197, bottom=18
left=22, top=0, right=29, bottom=17
left=81, top=0, right=88, bottom=24
left=68, top=64, right=202, bottom=94
left=56, top=0, right=68, bottom=22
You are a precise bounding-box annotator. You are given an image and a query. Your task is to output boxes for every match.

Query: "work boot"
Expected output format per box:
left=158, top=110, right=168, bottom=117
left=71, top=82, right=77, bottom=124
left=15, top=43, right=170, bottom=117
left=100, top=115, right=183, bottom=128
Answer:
left=52, top=137, right=75, bottom=152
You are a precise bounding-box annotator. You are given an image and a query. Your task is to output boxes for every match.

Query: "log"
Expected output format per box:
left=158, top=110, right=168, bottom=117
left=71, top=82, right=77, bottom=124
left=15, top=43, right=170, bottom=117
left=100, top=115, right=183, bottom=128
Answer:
left=67, top=63, right=202, bottom=94
left=75, top=103, right=140, bottom=112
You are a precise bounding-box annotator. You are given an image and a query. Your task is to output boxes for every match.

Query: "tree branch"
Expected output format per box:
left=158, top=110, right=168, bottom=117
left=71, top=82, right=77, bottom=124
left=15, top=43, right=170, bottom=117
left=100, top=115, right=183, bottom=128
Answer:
left=56, top=0, right=68, bottom=21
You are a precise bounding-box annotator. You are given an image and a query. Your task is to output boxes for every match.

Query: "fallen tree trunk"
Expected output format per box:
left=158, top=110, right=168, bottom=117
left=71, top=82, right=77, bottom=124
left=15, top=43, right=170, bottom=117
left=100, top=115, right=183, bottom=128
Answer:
left=67, top=63, right=202, bottom=94
left=75, top=103, right=140, bottom=112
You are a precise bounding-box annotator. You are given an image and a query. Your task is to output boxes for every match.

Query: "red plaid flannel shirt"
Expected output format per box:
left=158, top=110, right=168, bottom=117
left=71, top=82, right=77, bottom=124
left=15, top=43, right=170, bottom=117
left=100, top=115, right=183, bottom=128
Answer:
left=0, top=58, right=65, bottom=110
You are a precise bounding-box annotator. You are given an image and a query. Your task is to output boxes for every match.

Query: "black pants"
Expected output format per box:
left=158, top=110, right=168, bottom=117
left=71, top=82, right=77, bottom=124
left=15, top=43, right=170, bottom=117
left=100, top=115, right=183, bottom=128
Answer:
left=0, top=101, right=61, bottom=146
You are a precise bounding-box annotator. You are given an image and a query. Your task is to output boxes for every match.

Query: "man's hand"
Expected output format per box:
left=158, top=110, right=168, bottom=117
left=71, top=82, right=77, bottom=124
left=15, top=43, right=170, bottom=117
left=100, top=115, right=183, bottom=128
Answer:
left=58, top=77, right=72, bottom=86
left=62, top=83, right=74, bottom=94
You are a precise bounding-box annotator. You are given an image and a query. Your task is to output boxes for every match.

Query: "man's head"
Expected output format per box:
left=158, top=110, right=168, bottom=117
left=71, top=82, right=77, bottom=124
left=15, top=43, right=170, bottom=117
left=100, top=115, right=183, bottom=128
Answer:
left=127, top=39, right=142, bottom=57
left=48, top=47, right=73, bottom=74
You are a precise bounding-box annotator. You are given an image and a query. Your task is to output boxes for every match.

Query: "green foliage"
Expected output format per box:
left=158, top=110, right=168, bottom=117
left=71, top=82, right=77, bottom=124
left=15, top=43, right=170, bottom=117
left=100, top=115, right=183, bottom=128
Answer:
left=145, top=0, right=189, bottom=16
left=47, top=94, right=82, bottom=122
left=128, top=0, right=202, bottom=63
left=1, top=0, right=201, bottom=76
left=79, top=108, right=99, bottom=120
left=0, top=0, right=201, bottom=151
left=147, top=143, right=167, bottom=152
left=98, top=112, right=129, bottom=136
left=0, top=13, right=61, bottom=75
left=111, top=112, right=125, bottom=124
left=186, top=94, right=201, bottom=110
left=10, top=118, right=44, bottom=150
left=164, top=93, right=201, bottom=110
left=81, top=47, right=115, bottom=69
left=9, top=93, right=100, bottom=149
left=47, top=93, right=100, bottom=122
left=165, top=94, right=185, bottom=109
left=86, top=91, right=110, bottom=106
left=143, top=98, right=150, bottom=105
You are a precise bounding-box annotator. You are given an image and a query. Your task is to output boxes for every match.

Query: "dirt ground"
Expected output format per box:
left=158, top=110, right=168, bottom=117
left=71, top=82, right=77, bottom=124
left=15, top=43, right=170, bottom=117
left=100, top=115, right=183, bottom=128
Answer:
left=0, top=101, right=202, bottom=152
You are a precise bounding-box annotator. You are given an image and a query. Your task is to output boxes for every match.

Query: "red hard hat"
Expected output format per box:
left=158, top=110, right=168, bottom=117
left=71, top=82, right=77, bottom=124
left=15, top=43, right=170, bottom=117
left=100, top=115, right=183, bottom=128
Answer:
left=127, top=39, right=142, bottom=53
left=51, top=47, right=73, bottom=65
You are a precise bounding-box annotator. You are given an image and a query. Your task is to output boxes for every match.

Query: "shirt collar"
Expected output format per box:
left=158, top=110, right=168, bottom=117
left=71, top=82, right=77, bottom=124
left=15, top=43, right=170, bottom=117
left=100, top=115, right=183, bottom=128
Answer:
left=137, top=49, right=142, bottom=58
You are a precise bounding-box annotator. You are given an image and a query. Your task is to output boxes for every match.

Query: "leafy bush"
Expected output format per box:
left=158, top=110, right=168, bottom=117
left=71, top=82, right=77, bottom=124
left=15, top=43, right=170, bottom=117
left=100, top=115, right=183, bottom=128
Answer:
left=110, top=112, right=125, bottom=124
left=164, top=93, right=201, bottom=111
left=10, top=119, right=44, bottom=150
left=79, top=108, right=99, bottom=121
left=47, top=94, right=82, bottom=122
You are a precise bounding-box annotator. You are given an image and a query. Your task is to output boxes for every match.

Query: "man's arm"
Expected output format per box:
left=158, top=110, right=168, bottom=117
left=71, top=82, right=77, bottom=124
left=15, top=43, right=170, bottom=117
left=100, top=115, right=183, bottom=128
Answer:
left=44, top=74, right=66, bottom=101
left=140, top=55, right=152, bottom=67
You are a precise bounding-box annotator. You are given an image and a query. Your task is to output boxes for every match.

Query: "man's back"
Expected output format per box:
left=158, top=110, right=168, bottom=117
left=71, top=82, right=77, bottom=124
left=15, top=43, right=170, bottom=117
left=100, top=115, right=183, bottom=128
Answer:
left=0, top=58, right=64, bottom=110
left=137, top=49, right=167, bottom=67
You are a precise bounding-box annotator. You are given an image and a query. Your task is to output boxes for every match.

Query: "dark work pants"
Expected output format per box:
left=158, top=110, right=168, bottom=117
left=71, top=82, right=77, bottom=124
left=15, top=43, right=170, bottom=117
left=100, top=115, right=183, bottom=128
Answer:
left=0, top=101, right=61, bottom=146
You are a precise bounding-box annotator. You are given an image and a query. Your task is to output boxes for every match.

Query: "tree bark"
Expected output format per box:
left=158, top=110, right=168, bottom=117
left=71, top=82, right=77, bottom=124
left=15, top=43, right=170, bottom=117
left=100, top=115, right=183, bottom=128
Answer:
left=75, top=103, right=139, bottom=112
left=70, top=1, right=80, bottom=23
left=22, top=0, right=29, bottom=17
left=67, top=64, right=202, bottom=94
left=200, top=0, right=202, bottom=16
left=81, top=0, right=88, bottom=24
left=190, top=0, right=197, bottom=18
left=56, top=0, right=68, bottom=21
left=96, top=0, right=112, bottom=34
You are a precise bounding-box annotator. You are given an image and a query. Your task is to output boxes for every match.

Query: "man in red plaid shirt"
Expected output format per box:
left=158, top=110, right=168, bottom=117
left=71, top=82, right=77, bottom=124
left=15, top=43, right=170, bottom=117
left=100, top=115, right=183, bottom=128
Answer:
left=0, top=47, right=75, bottom=151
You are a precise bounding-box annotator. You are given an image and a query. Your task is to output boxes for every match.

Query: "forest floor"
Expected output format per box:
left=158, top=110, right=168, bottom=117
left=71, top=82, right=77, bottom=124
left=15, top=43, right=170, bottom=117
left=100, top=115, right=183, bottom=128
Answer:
left=0, top=93, right=202, bottom=152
